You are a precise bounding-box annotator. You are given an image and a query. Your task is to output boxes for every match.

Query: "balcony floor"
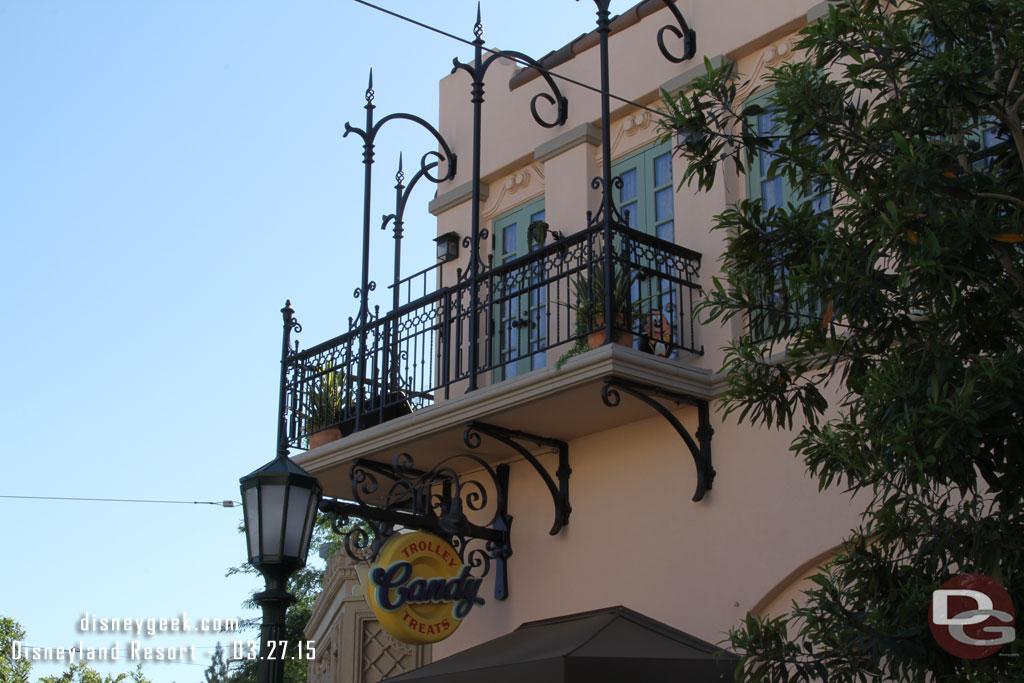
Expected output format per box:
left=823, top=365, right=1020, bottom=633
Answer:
left=295, top=344, right=724, bottom=497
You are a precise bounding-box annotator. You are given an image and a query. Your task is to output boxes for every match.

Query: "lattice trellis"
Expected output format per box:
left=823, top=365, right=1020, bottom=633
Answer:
left=361, top=620, right=417, bottom=683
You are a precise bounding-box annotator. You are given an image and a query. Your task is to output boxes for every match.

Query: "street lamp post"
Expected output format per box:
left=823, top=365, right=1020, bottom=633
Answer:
left=240, top=455, right=321, bottom=683
left=239, top=302, right=322, bottom=683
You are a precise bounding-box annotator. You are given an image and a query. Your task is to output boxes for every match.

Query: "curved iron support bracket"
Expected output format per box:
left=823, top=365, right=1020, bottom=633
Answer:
left=600, top=377, right=714, bottom=502
left=464, top=421, right=571, bottom=535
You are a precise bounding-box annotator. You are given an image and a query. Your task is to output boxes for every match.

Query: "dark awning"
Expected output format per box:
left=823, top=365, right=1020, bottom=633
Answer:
left=385, top=606, right=739, bottom=683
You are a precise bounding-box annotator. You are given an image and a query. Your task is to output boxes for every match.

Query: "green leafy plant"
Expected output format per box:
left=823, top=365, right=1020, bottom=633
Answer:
left=660, top=0, right=1024, bottom=679
left=302, top=366, right=348, bottom=434
left=527, top=220, right=549, bottom=249
left=556, top=260, right=637, bottom=368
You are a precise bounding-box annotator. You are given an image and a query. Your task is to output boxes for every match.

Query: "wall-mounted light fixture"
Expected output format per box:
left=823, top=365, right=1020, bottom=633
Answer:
left=434, top=231, right=460, bottom=262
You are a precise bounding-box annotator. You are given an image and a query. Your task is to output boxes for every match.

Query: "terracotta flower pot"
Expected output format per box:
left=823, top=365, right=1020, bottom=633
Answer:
left=587, top=315, right=634, bottom=350
left=308, top=427, right=342, bottom=449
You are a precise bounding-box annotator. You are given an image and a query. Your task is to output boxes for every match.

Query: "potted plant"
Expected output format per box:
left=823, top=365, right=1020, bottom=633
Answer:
left=303, top=366, right=350, bottom=449
left=527, top=220, right=549, bottom=250
left=556, top=260, right=637, bottom=368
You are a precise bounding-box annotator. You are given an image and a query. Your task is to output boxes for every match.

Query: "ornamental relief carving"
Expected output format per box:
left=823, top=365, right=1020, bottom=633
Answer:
left=596, top=108, right=661, bottom=166
left=481, top=163, right=545, bottom=220
left=736, top=37, right=799, bottom=102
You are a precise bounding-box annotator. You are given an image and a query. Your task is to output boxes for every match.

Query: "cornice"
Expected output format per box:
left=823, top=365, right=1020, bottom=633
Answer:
left=428, top=180, right=491, bottom=217
left=533, top=122, right=602, bottom=163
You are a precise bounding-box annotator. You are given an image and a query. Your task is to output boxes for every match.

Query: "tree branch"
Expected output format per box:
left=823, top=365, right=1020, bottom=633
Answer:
left=975, top=192, right=1024, bottom=210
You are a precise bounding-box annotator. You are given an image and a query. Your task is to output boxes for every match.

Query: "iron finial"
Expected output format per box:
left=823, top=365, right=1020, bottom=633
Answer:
left=282, top=300, right=294, bottom=319
left=473, top=2, right=483, bottom=39
left=396, top=152, right=405, bottom=184
left=365, top=68, right=375, bottom=103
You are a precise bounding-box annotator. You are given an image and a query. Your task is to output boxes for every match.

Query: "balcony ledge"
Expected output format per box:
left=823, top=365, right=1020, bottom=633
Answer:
left=294, top=344, right=727, bottom=496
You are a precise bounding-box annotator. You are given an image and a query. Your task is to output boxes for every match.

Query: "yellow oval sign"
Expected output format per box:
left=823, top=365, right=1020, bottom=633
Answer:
left=366, top=532, right=485, bottom=644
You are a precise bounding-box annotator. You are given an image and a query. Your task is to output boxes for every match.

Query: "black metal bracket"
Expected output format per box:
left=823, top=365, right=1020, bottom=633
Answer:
left=320, top=452, right=514, bottom=600
left=463, top=421, right=571, bottom=535
left=318, top=420, right=570, bottom=602
left=600, top=376, right=714, bottom=502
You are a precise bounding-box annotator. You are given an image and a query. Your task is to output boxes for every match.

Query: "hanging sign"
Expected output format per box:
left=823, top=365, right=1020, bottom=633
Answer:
left=365, top=532, right=485, bottom=644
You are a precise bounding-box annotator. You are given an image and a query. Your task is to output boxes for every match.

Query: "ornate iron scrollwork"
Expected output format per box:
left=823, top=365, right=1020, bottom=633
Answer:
left=656, top=0, right=697, bottom=63
left=600, top=377, right=714, bottom=502
left=320, top=452, right=513, bottom=600
left=319, top=421, right=571, bottom=602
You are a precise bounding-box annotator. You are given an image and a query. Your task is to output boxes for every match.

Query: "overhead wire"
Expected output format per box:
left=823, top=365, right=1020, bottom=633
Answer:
left=351, top=0, right=673, bottom=120
left=0, top=494, right=239, bottom=507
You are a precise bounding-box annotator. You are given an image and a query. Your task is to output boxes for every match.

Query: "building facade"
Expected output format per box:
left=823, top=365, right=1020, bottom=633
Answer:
left=297, top=1, right=857, bottom=680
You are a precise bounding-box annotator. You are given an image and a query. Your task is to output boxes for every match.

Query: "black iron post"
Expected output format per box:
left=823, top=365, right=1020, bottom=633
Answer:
left=354, top=71, right=377, bottom=430
left=466, top=7, right=485, bottom=392
left=254, top=574, right=294, bottom=683
left=390, top=155, right=405, bottom=314
left=451, top=4, right=567, bottom=391
left=278, top=301, right=301, bottom=457
left=594, top=0, right=616, bottom=346
left=340, top=72, right=456, bottom=422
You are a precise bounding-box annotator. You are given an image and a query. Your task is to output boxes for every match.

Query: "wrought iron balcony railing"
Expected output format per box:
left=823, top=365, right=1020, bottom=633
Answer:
left=280, top=222, right=702, bottom=450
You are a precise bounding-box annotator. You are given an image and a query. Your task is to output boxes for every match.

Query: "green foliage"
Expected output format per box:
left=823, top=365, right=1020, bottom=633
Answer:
left=556, top=260, right=637, bottom=368
left=302, top=366, right=347, bottom=434
left=1, top=616, right=153, bottom=683
left=662, top=1, right=1024, bottom=680
left=37, top=662, right=151, bottom=683
left=204, top=643, right=228, bottom=683
left=225, top=514, right=354, bottom=683
left=568, top=260, right=635, bottom=325
left=527, top=220, right=549, bottom=249
left=0, top=616, right=32, bottom=683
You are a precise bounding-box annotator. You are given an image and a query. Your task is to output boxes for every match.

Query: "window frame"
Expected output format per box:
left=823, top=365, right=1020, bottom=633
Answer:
left=490, top=196, right=547, bottom=380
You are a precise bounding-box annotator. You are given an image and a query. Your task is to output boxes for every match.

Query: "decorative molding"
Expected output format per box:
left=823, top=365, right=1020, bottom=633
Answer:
left=596, top=109, right=660, bottom=166
left=428, top=180, right=491, bottom=217
left=749, top=543, right=843, bottom=617
left=736, top=38, right=799, bottom=102
left=481, top=163, right=546, bottom=221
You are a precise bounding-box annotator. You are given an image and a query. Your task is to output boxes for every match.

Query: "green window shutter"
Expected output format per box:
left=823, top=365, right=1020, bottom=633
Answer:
left=492, top=197, right=547, bottom=380
left=612, top=139, right=675, bottom=241
left=608, top=140, right=682, bottom=357
left=744, top=89, right=828, bottom=339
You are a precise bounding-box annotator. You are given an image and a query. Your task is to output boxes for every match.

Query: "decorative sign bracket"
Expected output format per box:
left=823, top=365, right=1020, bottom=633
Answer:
left=600, top=376, right=715, bottom=502
left=319, top=421, right=571, bottom=602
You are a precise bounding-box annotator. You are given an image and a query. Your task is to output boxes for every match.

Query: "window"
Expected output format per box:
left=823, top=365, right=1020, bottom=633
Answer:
left=611, top=140, right=683, bottom=356
left=491, top=197, right=547, bottom=380
left=613, top=140, right=675, bottom=241
left=745, top=89, right=827, bottom=339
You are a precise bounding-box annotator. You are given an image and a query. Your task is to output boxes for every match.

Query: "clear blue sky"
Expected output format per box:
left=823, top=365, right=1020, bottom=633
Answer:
left=0, top=2, right=636, bottom=682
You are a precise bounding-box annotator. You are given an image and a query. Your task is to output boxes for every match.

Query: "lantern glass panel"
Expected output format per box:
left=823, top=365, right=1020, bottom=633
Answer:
left=244, top=487, right=260, bottom=560
left=259, top=484, right=286, bottom=557
left=283, top=486, right=312, bottom=557
left=298, top=492, right=319, bottom=561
